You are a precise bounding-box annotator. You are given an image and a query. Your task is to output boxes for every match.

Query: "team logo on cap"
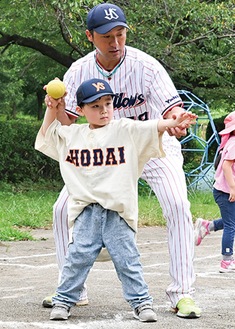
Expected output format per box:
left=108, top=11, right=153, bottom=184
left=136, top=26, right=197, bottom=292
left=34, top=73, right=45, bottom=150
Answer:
left=92, top=82, right=106, bottom=91
left=104, top=8, right=119, bottom=20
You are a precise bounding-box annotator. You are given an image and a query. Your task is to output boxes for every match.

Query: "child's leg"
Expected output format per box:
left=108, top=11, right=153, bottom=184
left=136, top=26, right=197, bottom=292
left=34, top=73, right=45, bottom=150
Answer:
left=102, top=210, right=157, bottom=322
left=213, top=218, right=224, bottom=231
left=213, top=188, right=235, bottom=258
left=102, top=210, right=152, bottom=309
left=52, top=204, right=104, bottom=307
left=43, top=185, right=87, bottom=308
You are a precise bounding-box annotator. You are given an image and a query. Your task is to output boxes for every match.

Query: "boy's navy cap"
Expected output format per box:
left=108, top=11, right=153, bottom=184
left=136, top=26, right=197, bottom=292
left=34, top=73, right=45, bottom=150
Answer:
left=86, top=3, right=129, bottom=34
left=76, top=78, right=115, bottom=106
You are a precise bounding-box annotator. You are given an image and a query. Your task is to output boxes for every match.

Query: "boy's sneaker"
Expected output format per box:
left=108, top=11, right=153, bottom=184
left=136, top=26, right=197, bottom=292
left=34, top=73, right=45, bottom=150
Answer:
left=219, top=260, right=235, bottom=273
left=172, top=298, right=201, bottom=318
left=133, top=304, right=157, bottom=322
left=42, top=293, right=88, bottom=308
left=194, top=218, right=210, bottom=246
left=50, top=304, right=71, bottom=320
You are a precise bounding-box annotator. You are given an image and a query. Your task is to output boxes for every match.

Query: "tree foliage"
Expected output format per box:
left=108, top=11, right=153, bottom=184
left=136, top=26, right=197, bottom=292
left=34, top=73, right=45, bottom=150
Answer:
left=0, top=0, right=234, bottom=119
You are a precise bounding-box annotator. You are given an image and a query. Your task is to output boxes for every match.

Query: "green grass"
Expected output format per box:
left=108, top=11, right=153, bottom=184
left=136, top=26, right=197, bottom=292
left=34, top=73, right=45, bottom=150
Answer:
left=0, top=181, right=220, bottom=241
left=138, top=189, right=220, bottom=227
left=0, top=181, right=63, bottom=241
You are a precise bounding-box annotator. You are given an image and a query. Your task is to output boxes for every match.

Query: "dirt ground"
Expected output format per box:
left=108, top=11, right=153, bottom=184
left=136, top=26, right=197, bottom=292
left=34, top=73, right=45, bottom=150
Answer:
left=0, top=226, right=235, bottom=329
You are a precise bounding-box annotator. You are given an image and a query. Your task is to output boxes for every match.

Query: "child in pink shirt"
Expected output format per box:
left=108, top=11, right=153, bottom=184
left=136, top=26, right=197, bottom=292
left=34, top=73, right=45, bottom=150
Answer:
left=195, top=111, right=235, bottom=273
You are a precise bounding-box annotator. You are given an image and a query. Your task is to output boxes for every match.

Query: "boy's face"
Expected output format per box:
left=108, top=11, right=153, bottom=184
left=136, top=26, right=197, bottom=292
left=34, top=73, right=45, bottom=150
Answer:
left=77, top=95, right=114, bottom=129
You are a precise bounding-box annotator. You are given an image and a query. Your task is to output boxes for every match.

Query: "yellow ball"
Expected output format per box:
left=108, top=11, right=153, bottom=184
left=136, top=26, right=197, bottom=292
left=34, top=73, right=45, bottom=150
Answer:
left=46, top=80, right=66, bottom=99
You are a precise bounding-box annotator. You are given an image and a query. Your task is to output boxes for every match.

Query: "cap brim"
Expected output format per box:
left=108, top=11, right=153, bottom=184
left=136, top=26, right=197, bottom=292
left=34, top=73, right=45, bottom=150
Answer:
left=219, top=126, right=235, bottom=135
left=83, top=92, right=115, bottom=104
left=94, top=22, right=129, bottom=34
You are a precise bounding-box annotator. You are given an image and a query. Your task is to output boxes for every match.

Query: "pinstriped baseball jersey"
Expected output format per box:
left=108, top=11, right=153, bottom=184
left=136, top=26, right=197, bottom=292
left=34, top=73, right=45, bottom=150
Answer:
left=64, top=46, right=182, bottom=122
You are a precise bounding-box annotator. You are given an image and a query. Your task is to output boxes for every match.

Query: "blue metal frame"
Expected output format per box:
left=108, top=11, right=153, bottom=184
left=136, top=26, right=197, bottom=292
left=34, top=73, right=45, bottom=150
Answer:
left=178, top=90, right=220, bottom=189
left=138, top=90, right=220, bottom=193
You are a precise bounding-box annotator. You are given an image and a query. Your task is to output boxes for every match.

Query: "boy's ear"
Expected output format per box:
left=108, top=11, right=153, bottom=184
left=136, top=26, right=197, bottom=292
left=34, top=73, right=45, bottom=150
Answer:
left=76, top=106, right=84, bottom=116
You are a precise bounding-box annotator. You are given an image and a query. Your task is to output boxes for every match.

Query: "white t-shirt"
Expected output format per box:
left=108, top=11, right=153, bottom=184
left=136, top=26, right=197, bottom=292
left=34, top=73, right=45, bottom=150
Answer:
left=35, top=118, right=164, bottom=234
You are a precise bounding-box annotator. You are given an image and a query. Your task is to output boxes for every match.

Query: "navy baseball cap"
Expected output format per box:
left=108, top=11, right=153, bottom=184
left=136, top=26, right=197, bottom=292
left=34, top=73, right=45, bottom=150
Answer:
left=76, top=78, right=115, bottom=106
left=86, top=3, right=129, bottom=34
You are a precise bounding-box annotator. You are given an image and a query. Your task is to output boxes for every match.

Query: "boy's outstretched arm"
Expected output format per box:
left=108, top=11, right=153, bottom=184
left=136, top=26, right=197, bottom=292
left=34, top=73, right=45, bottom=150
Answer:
left=163, top=106, right=187, bottom=138
left=157, top=111, right=197, bottom=133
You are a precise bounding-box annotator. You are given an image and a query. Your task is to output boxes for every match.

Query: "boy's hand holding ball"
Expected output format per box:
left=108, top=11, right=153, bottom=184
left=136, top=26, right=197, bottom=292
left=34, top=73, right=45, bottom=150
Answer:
left=45, top=79, right=66, bottom=99
left=44, top=79, right=66, bottom=111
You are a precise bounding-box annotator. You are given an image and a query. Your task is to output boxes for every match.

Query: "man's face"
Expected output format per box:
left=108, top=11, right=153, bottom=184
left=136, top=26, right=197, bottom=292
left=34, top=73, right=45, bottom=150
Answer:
left=86, top=26, right=127, bottom=65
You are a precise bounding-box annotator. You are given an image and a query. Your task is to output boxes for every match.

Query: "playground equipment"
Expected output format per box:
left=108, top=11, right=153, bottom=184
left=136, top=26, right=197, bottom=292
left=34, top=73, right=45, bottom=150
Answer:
left=178, top=90, right=220, bottom=190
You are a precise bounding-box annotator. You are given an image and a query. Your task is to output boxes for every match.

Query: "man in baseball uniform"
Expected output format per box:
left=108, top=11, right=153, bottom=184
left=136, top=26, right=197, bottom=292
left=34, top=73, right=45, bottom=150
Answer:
left=43, top=3, right=201, bottom=319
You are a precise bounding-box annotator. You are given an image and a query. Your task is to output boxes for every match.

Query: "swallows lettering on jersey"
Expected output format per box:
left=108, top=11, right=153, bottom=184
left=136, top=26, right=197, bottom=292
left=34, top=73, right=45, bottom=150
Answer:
left=113, top=93, right=146, bottom=110
left=65, top=146, right=126, bottom=167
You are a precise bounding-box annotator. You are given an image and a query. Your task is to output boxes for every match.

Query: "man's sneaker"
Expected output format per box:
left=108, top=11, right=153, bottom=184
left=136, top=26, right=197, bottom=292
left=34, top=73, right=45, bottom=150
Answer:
left=42, top=294, right=55, bottom=308
left=172, top=298, right=201, bottom=318
left=133, top=304, right=157, bottom=322
left=194, top=218, right=210, bottom=246
left=42, top=293, right=88, bottom=308
left=50, top=304, right=71, bottom=320
left=219, top=260, right=235, bottom=273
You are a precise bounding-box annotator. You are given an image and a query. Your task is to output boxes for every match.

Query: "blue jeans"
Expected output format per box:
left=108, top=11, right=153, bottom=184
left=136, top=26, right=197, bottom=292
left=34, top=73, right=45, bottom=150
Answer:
left=213, top=218, right=224, bottom=231
left=213, top=188, right=235, bottom=256
left=52, top=203, right=152, bottom=309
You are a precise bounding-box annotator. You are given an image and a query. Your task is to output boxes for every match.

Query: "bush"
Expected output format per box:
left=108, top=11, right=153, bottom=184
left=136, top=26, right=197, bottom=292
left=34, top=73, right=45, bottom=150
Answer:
left=0, top=120, right=62, bottom=183
left=0, top=115, right=226, bottom=184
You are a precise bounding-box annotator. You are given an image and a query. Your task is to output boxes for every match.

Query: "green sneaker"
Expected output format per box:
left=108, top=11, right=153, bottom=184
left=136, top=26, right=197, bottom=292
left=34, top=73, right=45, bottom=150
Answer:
left=42, top=294, right=56, bottom=308
left=42, top=293, right=89, bottom=308
left=172, top=298, right=201, bottom=318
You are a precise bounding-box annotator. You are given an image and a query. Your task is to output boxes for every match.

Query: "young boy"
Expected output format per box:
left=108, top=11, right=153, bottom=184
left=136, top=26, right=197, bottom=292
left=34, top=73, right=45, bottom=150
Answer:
left=35, top=78, right=197, bottom=322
